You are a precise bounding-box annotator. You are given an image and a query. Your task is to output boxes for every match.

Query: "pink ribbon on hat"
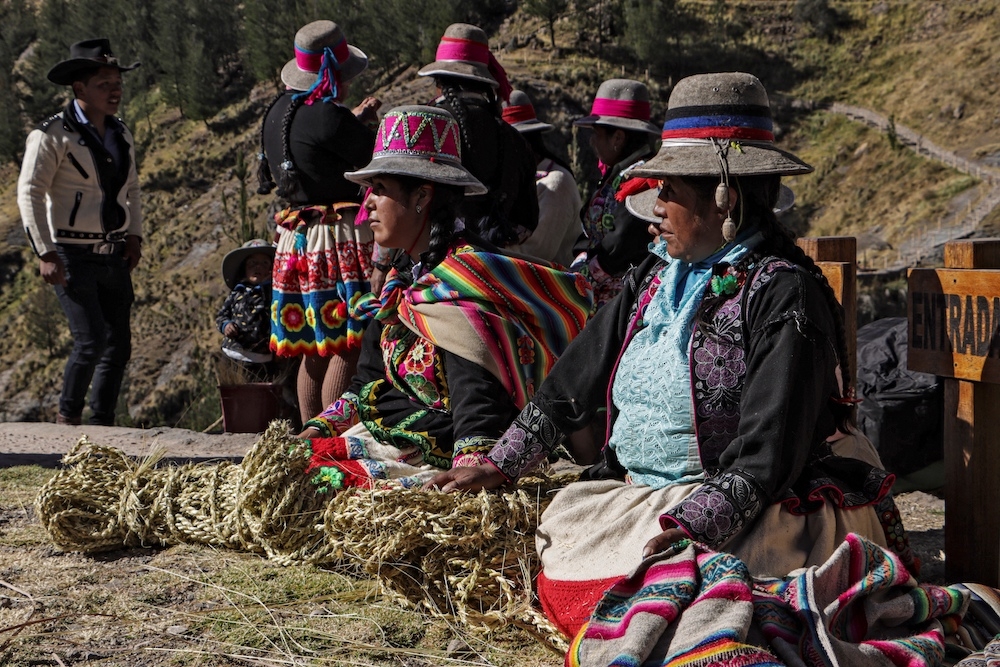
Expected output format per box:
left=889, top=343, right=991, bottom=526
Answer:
left=293, top=37, right=348, bottom=105
left=434, top=36, right=512, bottom=102
left=590, top=98, right=651, bottom=120
left=294, top=36, right=350, bottom=73
left=502, top=104, right=536, bottom=124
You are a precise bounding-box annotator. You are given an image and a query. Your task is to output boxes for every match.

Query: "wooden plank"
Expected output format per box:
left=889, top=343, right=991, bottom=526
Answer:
left=798, top=238, right=857, bottom=390
left=907, top=269, right=1000, bottom=383
left=796, top=236, right=856, bottom=264
left=944, top=240, right=1000, bottom=269
left=814, top=261, right=856, bottom=387
left=944, top=380, right=1000, bottom=584
left=937, top=240, right=1000, bottom=587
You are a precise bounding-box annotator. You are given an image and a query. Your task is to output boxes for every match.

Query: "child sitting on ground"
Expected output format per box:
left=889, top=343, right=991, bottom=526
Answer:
left=216, top=239, right=276, bottom=379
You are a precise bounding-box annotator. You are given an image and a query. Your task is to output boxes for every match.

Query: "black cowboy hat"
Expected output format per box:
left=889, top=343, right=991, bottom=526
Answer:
left=47, top=38, right=140, bottom=86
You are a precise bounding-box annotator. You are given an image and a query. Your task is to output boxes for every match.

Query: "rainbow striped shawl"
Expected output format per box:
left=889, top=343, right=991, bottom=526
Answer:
left=569, top=534, right=968, bottom=667
left=397, top=246, right=593, bottom=408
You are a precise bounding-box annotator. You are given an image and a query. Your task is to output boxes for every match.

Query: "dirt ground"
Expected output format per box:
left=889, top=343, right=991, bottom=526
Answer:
left=0, top=421, right=948, bottom=665
left=0, top=422, right=258, bottom=468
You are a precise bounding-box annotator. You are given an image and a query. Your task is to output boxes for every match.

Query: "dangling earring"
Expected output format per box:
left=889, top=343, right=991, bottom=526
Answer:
left=717, top=182, right=736, bottom=242
left=712, top=139, right=737, bottom=243
left=415, top=205, right=422, bottom=214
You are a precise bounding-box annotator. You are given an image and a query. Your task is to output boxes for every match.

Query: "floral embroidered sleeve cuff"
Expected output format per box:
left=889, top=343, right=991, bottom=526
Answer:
left=452, top=435, right=497, bottom=469
left=303, top=393, right=360, bottom=438
left=659, top=471, right=765, bottom=549
left=486, top=403, right=563, bottom=482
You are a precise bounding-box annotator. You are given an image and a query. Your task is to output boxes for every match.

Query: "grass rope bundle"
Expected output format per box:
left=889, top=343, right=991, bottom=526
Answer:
left=35, top=438, right=146, bottom=552
left=324, top=472, right=575, bottom=651
left=34, top=423, right=575, bottom=650
left=235, top=424, right=339, bottom=565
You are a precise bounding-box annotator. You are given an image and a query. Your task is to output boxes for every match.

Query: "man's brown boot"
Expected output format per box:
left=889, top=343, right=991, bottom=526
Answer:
left=56, top=413, right=82, bottom=426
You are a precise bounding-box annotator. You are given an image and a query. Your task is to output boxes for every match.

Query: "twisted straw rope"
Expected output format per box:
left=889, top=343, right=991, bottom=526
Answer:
left=33, top=421, right=573, bottom=649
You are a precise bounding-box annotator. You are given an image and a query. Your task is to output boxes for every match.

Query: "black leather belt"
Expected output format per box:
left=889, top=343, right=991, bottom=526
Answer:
left=58, top=241, right=126, bottom=255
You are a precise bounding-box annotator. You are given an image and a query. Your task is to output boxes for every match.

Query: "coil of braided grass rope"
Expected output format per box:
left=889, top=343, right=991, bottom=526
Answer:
left=35, top=437, right=150, bottom=552
left=323, top=471, right=578, bottom=652
left=34, top=422, right=336, bottom=559
left=35, top=435, right=249, bottom=552
left=33, top=424, right=576, bottom=650
left=235, top=421, right=341, bottom=565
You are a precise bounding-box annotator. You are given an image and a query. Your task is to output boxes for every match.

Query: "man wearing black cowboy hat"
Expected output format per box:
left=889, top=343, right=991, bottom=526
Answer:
left=17, top=38, right=143, bottom=426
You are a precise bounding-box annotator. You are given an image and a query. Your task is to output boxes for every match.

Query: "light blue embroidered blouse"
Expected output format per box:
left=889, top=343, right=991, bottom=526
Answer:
left=609, top=232, right=761, bottom=488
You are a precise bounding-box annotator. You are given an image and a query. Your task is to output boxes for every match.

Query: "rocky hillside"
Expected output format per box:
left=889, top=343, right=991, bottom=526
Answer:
left=1, top=1, right=998, bottom=428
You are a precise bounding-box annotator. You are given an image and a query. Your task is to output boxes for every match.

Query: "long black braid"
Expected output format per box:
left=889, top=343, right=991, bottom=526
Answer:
left=434, top=76, right=518, bottom=247
left=435, top=76, right=500, bottom=150
left=275, top=95, right=306, bottom=199
left=255, top=92, right=285, bottom=195
left=688, top=174, right=854, bottom=427
left=394, top=176, right=465, bottom=271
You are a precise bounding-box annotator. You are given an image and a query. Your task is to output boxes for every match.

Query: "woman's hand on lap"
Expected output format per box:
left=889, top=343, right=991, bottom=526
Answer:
left=642, top=527, right=689, bottom=559
left=423, top=465, right=506, bottom=493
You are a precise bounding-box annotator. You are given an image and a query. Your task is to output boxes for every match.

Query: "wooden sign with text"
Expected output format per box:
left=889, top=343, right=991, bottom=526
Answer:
left=908, top=268, right=1000, bottom=384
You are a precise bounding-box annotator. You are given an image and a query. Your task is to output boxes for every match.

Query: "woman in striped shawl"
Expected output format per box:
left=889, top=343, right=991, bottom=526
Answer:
left=296, top=105, right=592, bottom=491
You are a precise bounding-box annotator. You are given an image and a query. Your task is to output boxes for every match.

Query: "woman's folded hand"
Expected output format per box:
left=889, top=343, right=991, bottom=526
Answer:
left=642, top=527, right=690, bottom=559
left=423, top=464, right=506, bottom=493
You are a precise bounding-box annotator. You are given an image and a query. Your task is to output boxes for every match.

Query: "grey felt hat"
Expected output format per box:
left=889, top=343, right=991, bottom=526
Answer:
left=418, top=23, right=498, bottom=88
left=573, top=79, right=660, bottom=135
left=280, top=21, right=368, bottom=93
left=625, top=183, right=797, bottom=224
left=47, top=38, right=139, bottom=86
left=344, top=105, right=487, bottom=195
left=222, top=239, right=275, bottom=290
left=502, top=90, right=553, bottom=133
left=630, top=72, right=813, bottom=180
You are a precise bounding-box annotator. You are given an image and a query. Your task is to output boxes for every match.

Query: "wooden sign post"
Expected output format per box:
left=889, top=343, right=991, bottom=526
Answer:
left=908, top=239, right=1000, bottom=585
left=797, top=236, right=857, bottom=386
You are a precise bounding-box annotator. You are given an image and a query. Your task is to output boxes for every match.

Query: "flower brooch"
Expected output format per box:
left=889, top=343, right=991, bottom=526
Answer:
left=709, top=263, right=745, bottom=297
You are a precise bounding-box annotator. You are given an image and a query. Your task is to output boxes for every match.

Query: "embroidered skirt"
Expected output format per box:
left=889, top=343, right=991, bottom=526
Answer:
left=535, top=435, right=891, bottom=638
left=270, top=205, right=374, bottom=357
left=302, top=421, right=439, bottom=492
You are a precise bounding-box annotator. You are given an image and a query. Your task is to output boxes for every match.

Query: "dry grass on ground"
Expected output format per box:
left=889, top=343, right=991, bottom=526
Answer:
left=0, top=466, right=559, bottom=667
left=0, top=465, right=945, bottom=666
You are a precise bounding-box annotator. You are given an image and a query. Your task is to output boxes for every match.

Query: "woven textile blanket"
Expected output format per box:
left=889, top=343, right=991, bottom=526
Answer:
left=568, top=533, right=968, bottom=667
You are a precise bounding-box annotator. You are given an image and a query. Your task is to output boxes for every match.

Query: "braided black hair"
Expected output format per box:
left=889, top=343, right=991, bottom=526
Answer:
left=275, top=95, right=306, bottom=199
left=255, top=92, right=285, bottom=195
left=687, top=174, right=854, bottom=426
left=392, top=176, right=465, bottom=271
left=435, top=76, right=500, bottom=149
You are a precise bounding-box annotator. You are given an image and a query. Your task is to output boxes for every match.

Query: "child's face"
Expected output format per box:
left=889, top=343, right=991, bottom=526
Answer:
left=243, top=253, right=272, bottom=285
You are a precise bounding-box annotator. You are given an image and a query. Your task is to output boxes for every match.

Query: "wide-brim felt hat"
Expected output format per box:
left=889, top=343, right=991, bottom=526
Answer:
left=47, top=38, right=139, bottom=86
left=417, top=23, right=498, bottom=88
left=630, top=72, right=813, bottom=181
left=574, top=78, right=660, bottom=135
left=625, top=183, right=797, bottom=224
left=502, top=90, right=553, bottom=133
left=280, top=20, right=368, bottom=92
left=222, top=239, right=275, bottom=289
left=344, top=105, right=487, bottom=195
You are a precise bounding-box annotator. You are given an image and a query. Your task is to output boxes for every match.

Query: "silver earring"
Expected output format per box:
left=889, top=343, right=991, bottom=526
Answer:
left=415, top=205, right=422, bottom=214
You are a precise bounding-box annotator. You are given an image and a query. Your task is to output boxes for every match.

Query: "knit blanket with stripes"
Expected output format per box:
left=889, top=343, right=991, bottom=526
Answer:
left=568, top=533, right=968, bottom=667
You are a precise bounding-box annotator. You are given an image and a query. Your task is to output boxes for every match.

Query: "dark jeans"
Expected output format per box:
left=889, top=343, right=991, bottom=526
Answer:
left=54, top=245, right=134, bottom=425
